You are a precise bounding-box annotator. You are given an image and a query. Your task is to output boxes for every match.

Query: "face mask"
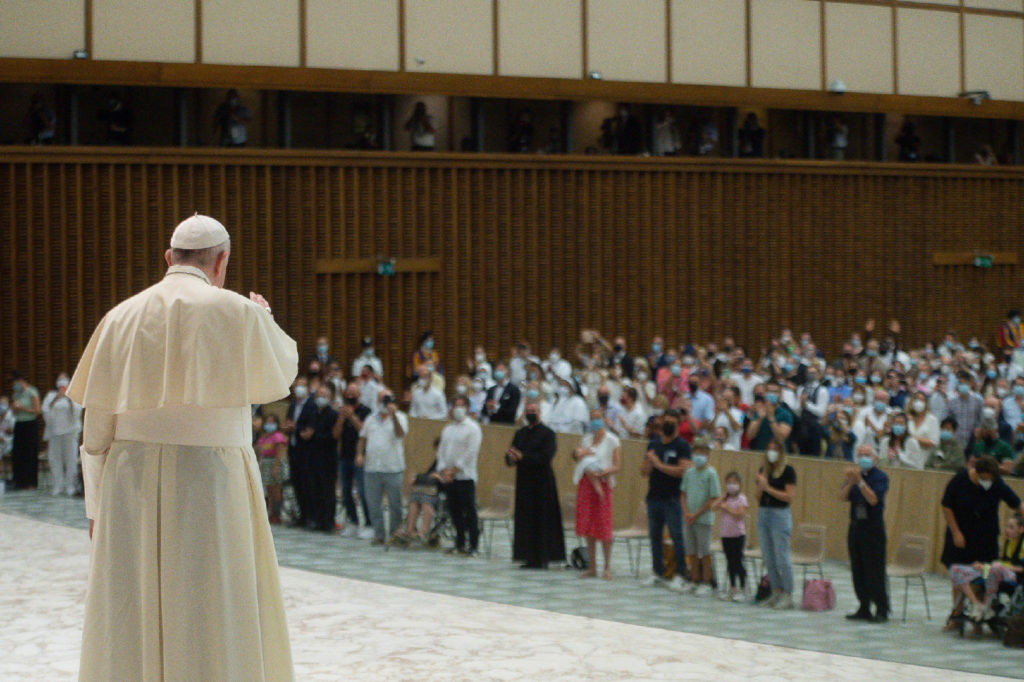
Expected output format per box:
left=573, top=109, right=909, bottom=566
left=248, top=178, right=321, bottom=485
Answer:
left=472, top=381, right=484, bottom=393
left=784, top=363, right=795, bottom=373
left=475, top=353, right=486, bottom=363
left=263, top=422, right=278, bottom=433
left=940, top=430, right=953, bottom=441
left=293, top=386, right=308, bottom=400
left=892, top=424, right=905, bottom=436
left=852, top=393, right=865, bottom=404
left=613, top=344, right=624, bottom=353
left=985, top=369, right=997, bottom=380
left=692, top=454, right=707, bottom=468
left=765, top=393, right=779, bottom=405
left=526, top=412, right=539, bottom=425
left=423, top=339, right=434, bottom=350
left=317, top=344, right=328, bottom=355
left=688, top=382, right=699, bottom=394
left=979, top=479, right=993, bottom=491
left=854, top=376, right=867, bottom=385
left=493, top=370, right=506, bottom=382
left=741, top=367, right=752, bottom=375
left=637, top=372, right=648, bottom=382
left=590, top=418, right=604, bottom=431
left=857, top=457, right=873, bottom=471
left=997, top=387, right=1009, bottom=398
left=671, top=366, right=682, bottom=377
left=662, top=422, right=677, bottom=437
left=1015, top=385, right=1024, bottom=397
left=424, top=364, right=435, bottom=373
left=726, top=482, right=740, bottom=495
left=0, top=402, right=7, bottom=413
left=549, top=352, right=561, bottom=363
left=452, top=406, right=467, bottom=421
left=957, top=384, right=970, bottom=395
left=526, top=389, right=540, bottom=400
left=912, top=399, right=926, bottom=413
left=456, top=384, right=468, bottom=395
left=652, top=343, right=662, bottom=354
left=766, top=450, right=779, bottom=464
left=870, top=375, right=882, bottom=384
left=873, top=401, right=886, bottom=413
left=598, top=395, right=609, bottom=406
left=558, top=385, right=571, bottom=398
left=315, top=396, right=329, bottom=409
left=982, top=407, right=996, bottom=420
left=56, top=378, right=70, bottom=389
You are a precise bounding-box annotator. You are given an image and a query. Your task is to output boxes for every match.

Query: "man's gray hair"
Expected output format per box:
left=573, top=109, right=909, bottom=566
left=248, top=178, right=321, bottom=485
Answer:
left=170, top=239, right=230, bottom=268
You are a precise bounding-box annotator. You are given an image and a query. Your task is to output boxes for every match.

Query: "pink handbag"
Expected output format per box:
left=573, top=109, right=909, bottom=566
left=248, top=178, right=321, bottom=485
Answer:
left=801, top=579, right=836, bottom=611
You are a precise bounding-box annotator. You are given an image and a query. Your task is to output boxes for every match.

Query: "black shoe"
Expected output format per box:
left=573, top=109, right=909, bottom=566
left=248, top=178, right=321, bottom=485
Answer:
left=869, top=612, right=889, bottom=624
left=846, top=610, right=872, bottom=621
left=519, top=563, right=544, bottom=569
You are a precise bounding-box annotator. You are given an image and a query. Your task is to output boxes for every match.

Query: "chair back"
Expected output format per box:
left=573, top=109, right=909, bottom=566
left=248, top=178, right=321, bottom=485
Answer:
left=561, top=494, right=577, bottom=527
left=893, top=533, right=929, bottom=573
left=486, top=484, right=514, bottom=516
left=791, top=523, right=826, bottom=561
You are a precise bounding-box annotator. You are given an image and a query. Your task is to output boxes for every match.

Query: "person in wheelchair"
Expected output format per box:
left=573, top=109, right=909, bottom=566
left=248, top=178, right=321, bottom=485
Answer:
left=949, top=514, right=1024, bottom=624
left=393, top=438, right=441, bottom=547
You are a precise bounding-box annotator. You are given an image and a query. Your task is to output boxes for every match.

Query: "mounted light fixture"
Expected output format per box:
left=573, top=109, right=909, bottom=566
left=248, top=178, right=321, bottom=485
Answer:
left=958, top=90, right=990, bottom=105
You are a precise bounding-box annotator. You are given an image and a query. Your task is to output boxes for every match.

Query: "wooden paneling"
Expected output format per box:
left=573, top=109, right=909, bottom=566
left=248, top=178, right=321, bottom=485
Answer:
left=399, top=417, right=1024, bottom=571
left=2, top=148, right=1024, bottom=395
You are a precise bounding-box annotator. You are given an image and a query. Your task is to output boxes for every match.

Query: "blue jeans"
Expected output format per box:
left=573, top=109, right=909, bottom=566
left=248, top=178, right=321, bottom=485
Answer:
left=647, top=498, right=686, bottom=577
left=338, top=458, right=370, bottom=526
left=757, top=506, right=794, bottom=593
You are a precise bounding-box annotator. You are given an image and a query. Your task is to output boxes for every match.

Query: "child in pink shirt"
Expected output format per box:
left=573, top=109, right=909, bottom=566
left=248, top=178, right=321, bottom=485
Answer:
left=713, top=471, right=749, bottom=602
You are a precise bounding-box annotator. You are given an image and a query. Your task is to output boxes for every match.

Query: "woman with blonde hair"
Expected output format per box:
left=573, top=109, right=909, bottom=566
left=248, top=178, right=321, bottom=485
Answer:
left=755, top=439, right=797, bottom=609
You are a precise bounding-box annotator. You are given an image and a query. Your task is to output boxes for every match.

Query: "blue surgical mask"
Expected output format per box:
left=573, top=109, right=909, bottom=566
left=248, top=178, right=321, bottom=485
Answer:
left=423, top=339, right=434, bottom=350
left=854, top=376, right=867, bottom=385
left=741, top=367, right=752, bottom=374
left=873, top=401, right=886, bottom=413
left=317, top=344, right=328, bottom=355
left=526, top=389, right=540, bottom=400
left=493, top=370, right=505, bottom=381
left=857, top=457, right=873, bottom=471
left=263, top=422, right=278, bottom=433
left=765, top=393, right=779, bottom=405
left=590, top=418, right=604, bottom=432
left=1014, top=385, right=1024, bottom=397
left=986, top=370, right=998, bottom=379
left=957, top=383, right=970, bottom=395
left=784, top=363, right=795, bottom=373
left=671, top=366, right=682, bottom=377
left=892, top=424, right=906, bottom=436
left=940, top=430, right=953, bottom=441
left=652, top=342, right=662, bottom=354
left=693, top=454, right=708, bottom=468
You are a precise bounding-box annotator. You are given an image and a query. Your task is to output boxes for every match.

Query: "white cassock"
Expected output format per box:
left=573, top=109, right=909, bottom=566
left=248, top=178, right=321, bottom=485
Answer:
left=67, top=264, right=298, bottom=681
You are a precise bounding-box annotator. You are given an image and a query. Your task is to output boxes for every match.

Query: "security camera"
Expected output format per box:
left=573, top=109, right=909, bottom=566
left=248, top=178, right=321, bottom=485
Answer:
left=72, top=49, right=88, bottom=59
left=589, top=71, right=602, bottom=80
left=958, top=90, right=990, bottom=105
left=827, top=79, right=846, bottom=94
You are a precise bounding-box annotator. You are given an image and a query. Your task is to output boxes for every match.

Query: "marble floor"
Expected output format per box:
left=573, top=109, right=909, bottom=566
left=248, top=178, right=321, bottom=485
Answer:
left=1, top=489, right=1021, bottom=680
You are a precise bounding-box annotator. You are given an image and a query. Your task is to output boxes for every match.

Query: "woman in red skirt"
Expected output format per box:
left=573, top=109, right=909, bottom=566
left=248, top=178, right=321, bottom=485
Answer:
left=572, top=408, right=622, bottom=579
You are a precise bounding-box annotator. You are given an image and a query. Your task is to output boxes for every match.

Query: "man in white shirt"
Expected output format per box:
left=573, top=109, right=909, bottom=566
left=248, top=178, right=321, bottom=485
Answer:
left=734, top=360, right=764, bottom=406
left=357, top=390, right=408, bottom=544
left=410, top=367, right=448, bottom=420
left=351, top=336, right=383, bottom=380
left=508, top=342, right=538, bottom=387
left=42, top=373, right=83, bottom=496
left=434, top=395, right=482, bottom=555
left=615, top=386, right=648, bottom=439
left=357, top=365, right=383, bottom=411
left=710, top=387, right=744, bottom=450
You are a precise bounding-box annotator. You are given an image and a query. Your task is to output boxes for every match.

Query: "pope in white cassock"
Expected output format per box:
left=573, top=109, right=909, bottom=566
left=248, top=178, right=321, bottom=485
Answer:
left=67, top=215, right=298, bottom=681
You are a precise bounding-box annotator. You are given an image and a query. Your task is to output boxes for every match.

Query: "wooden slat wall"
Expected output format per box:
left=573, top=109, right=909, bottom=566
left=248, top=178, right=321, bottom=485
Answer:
left=2, top=148, right=1024, bottom=393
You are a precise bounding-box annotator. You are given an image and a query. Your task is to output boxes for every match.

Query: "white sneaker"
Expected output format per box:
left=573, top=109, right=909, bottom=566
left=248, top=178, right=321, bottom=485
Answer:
left=718, top=590, right=733, bottom=602
left=340, top=525, right=358, bottom=538
left=732, top=592, right=747, bottom=603
left=666, top=576, right=687, bottom=593
left=640, top=574, right=664, bottom=587
left=357, top=527, right=375, bottom=540
left=694, top=584, right=713, bottom=598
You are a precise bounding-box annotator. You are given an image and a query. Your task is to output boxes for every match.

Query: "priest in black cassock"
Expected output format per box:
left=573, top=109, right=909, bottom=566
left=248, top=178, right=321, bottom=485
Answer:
left=506, top=400, right=565, bottom=568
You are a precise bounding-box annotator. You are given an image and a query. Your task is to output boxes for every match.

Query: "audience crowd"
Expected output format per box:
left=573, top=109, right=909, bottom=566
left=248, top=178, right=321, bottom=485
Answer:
left=5, top=312, right=1024, bottom=626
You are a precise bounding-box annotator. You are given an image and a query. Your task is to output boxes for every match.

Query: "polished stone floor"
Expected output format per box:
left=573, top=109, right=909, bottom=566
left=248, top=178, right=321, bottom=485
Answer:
left=1, top=488, right=1020, bottom=680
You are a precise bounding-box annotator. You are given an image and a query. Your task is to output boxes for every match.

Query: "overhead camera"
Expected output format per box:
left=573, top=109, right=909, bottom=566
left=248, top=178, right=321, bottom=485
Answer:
left=958, top=90, right=990, bottom=105
left=72, top=49, right=88, bottom=60
left=827, top=79, right=846, bottom=95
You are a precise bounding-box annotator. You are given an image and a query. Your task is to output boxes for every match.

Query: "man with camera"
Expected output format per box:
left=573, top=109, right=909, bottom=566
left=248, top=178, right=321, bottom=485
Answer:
left=357, top=389, right=408, bottom=545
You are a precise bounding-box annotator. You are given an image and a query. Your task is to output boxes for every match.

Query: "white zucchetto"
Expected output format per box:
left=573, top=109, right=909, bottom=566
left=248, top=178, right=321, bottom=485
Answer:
left=170, top=214, right=230, bottom=250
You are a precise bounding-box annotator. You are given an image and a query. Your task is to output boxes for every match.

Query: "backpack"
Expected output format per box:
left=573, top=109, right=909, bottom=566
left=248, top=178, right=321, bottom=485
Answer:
left=801, top=579, right=836, bottom=611
left=570, top=546, right=589, bottom=571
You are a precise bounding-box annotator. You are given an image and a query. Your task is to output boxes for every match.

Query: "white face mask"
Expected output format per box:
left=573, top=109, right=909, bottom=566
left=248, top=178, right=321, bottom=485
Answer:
left=982, top=407, right=997, bottom=420
left=56, top=378, right=70, bottom=389
left=456, top=384, right=468, bottom=395
left=726, top=483, right=740, bottom=495
left=475, top=353, right=486, bottom=364
left=979, top=479, right=993, bottom=491
left=293, top=386, right=308, bottom=400
left=636, top=372, right=648, bottom=382
left=452, top=406, right=467, bottom=422
left=912, top=400, right=926, bottom=413
left=766, top=450, right=779, bottom=464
